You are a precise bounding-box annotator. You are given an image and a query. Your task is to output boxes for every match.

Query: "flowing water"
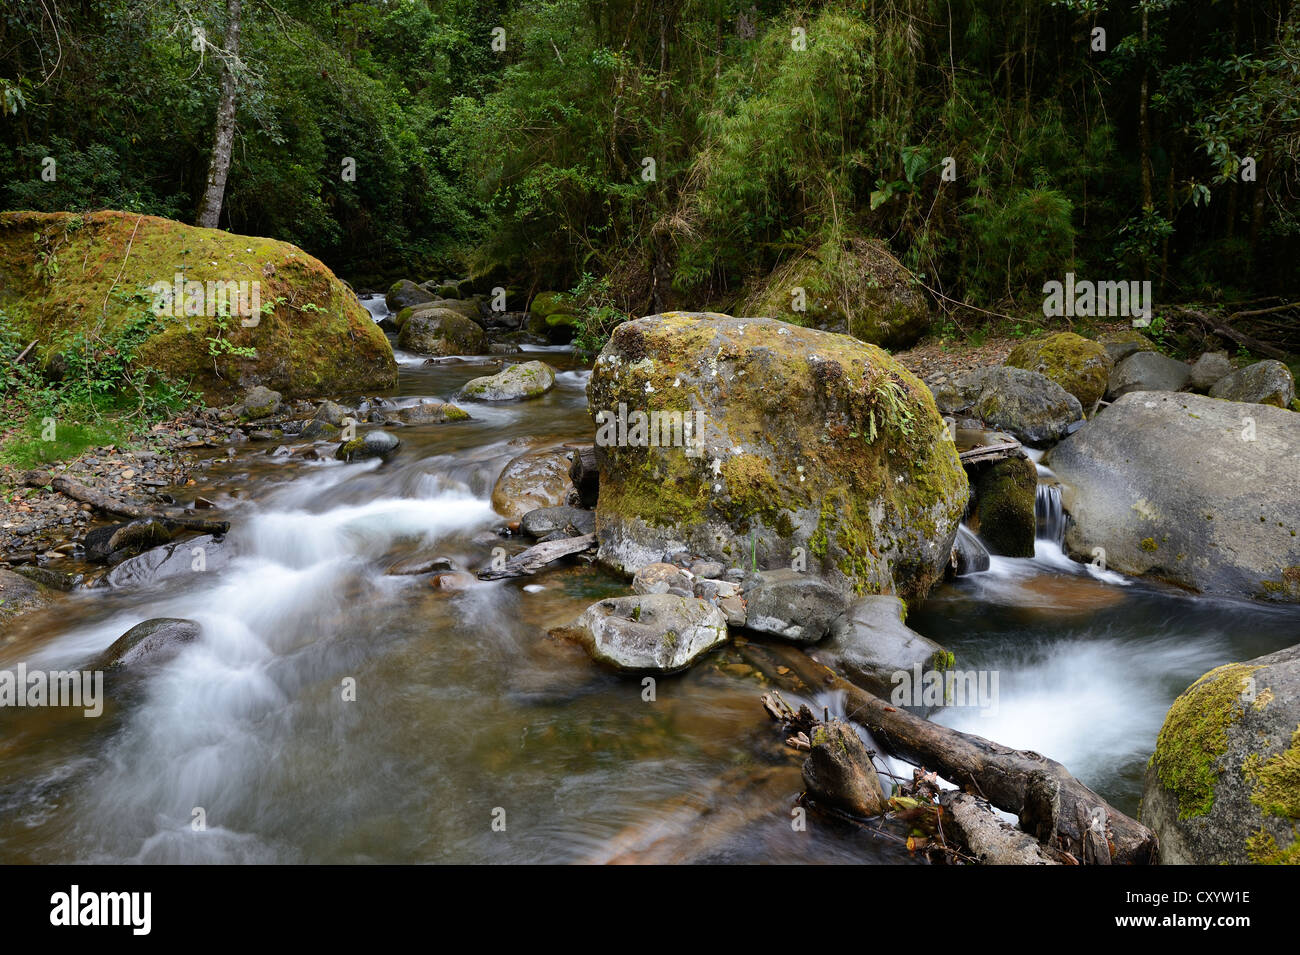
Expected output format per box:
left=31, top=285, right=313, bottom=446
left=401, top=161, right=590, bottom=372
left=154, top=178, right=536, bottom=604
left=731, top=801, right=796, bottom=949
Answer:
left=2, top=302, right=1297, bottom=862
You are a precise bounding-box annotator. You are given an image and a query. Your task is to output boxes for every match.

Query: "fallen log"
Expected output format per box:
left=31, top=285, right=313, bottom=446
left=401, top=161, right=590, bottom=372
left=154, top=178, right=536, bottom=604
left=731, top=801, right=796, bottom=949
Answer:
left=958, top=441, right=1022, bottom=465
left=738, top=640, right=1159, bottom=864
left=1171, top=307, right=1291, bottom=360
left=21, top=470, right=231, bottom=534
left=477, top=532, right=596, bottom=580
left=940, top=791, right=1066, bottom=865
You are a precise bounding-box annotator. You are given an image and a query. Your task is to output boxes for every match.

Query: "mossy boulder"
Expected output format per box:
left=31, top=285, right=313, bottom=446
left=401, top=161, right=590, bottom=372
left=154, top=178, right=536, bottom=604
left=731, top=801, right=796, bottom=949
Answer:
left=386, top=279, right=435, bottom=311
left=459, top=360, right=556, bottom=401
left=396, top=298, right=482, bottom=328
left=587, top=313, right=968, bottom=601
left=1143, top=643, right=1300, bottom=864
left=0, top=211, right=397, bottom=402
left=1004, top=332, right=1113, bottom=411
left=740, top=238, right=930, bottom=349
left=396, top=307, right=486, bottom=356
left=968, top=453, right=1038, bottom=557
left=529, top=291, right=575, bottom=319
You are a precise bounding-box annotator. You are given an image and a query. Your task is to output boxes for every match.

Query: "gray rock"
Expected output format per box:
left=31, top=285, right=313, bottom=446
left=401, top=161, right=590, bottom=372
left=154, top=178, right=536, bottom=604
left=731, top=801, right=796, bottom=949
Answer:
left=1187, top=351, right=1233, bottom=391
left=0, top=568, right=56, bottom=623
left=94, top=618, right=202, bottom=669
left=335, top=430, right=401, bottom=462
left=1045, top=391, right=1300, bottom=601
left=237, top=385, right=281, bottom=419
left=393, top=401, right=470, bottom=425
left=811, top=595, right=949, bottom=696
left=931, top=365, right=1083, bottom=445
left=103, top=534, right=226, bottom=589
left=386, top=278, right=436, bottom=312
left=692, top=560, right=725, bottom=579
left=397, top=308, right=486, bottom=356
left=1143, top=643, right=1300, bottom=864
left=742, top=568, right=850, bottom=644
left=554, top=594, right=728, bottom=673
left=1209, top=359, right=1296, bottom=409
left=520, top=505, right=595, bottom=538
left=313, top=400, right=353, bottom=427
left=459, top=360, right=556, bottom=401
left=1106, top=351, right=1190, bottom=398
left=491, top=449, right=576, bottom=520
left=632, top=561, right=695, bottom=597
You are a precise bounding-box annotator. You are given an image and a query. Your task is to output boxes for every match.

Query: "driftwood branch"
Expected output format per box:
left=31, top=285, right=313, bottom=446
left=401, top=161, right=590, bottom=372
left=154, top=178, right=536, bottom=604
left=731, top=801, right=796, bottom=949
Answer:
left=739, top=640, right=1158, bottom=864
left=21, top=470, right=230, bottom=534
left=939, top=791, right=1067, bottom=865
left=477, top=533, right=596, bottom=580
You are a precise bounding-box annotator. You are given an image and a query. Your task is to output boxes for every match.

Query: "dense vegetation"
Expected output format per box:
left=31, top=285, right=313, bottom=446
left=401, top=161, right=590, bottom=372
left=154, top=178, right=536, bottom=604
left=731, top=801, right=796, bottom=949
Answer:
left=3, top=0, right=1298, bottom=316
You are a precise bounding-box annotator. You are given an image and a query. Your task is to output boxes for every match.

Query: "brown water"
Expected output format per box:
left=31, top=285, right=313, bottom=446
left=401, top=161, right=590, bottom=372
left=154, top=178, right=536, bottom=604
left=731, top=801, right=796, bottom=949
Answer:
left=2, top=322, right=1296, bottom=863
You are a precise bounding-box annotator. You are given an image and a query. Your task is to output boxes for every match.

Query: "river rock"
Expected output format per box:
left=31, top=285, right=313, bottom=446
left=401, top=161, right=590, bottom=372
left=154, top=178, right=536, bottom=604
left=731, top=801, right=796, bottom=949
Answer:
left=397, top=308, right=487, bottom=356
left=490, top=449, right=576, bottom=519
left=553, top=594, right=728, bottom=673
left=1209, top=360, right=1296, bottom=409
left=811, top=595, right=949, bottom=696
left=968, top=453, right=1037, bottom=557
left=386, top=278, right=436, bottom=311
left=313, top=400, right=353, bottom=426
left=802, top=719, right=886, bottom=816
left=237, top=385, right=282, bottom=420
left=520, top=505, right=595, bottom=538
left=931, top=365, right=1083, bottom=445
left=1045, top=391, right=1300, bottom=601
left=1004, top=332, right=1113, bottom=410
left=386, top=555, right=454, bottom=576
left=394, top=401, right=471, bottom=425
left=94, top=618, right=202, bottom=669
left=1106, top=351, right=1190, bottom=398
left=1098, top=329, right=1156, bottom=365
left=1142, top=643, right=1300, bottom=864
left=1187, top=351, right=1233, bottom=391
left=102, top=534, right=226, bottom=588
left=459, top=360, right=556, bottom=401
left=741, top=568, right=850, bottom=643
left=589, top=314, right=967, bottom=601
left=632, top=562, right=694, bottom=597
left=0, top=568, right=56, bottom=623
left=336, top=430, right=401, bottom=462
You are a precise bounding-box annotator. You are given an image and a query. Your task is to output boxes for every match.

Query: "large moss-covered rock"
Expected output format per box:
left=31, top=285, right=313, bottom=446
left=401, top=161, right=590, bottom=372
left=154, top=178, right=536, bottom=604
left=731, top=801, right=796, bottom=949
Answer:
left=740, top=239, right=930, bottom=349
left=931, top=366, right=1083, bottom=445
left=396, top=307, right=486, bottom=356
left=1046, top=391, right=1300, bottom=601
left=1143, top=644, right=1300, bottom=864
left=588, top=313, right=967, bottom=601
left=0, top=211, right=396, bottom=401
left=1004, top=332, right=1113, bottom=411
left=969, top=453, right=1038, bottom=557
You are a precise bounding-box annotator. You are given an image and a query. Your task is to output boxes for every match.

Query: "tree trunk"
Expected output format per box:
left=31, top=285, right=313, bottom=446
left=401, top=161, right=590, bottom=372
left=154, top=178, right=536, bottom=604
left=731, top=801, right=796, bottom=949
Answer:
left=740, top=641, right=1159, bottom=864
left=196, top=0, right=243, bottom=229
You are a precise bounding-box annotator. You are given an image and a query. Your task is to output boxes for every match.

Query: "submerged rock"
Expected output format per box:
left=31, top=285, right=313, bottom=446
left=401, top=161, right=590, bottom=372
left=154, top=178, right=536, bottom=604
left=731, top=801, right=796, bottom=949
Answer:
left=553, top=594, right=728, bottom=673
left=931, top=365, right=1083, bottom=445
left=490, top=449, right=576, bottom=520
left=1004, top=332, right=1112, bottom=410
left=1209, top=360, right=1296, bottom=409
left=335, top=430, right=401, bottom=462
left=1046, top=391, right=1300, bottom=601
left=94, top=618, right=202, bottom=670
left=102, top=534, right=226, bottom=589
left=0, top=568, right=57, bottom=623
left=459, top=360, right=556, bottom=401
left=589, top=314, right=966, bottom=602
left=1143, top=643, right=1300, bottom=864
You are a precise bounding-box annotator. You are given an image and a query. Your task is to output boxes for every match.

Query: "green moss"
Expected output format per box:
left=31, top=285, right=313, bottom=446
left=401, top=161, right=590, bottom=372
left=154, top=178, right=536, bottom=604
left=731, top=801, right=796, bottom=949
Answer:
left=1246, top=828, right=1300, bottom=865
left=1245, top=725, right=1300, bottom=820
left=1151, top=663, right=1261, bottom=820
left=1141, top=537, right=1158, bottom=552
left=1005, top=332, right=1111, bottom=409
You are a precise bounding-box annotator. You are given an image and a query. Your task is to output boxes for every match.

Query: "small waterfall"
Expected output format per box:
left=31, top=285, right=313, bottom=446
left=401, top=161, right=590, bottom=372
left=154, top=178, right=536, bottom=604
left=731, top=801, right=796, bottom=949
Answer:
left=952, top=524, right=990, bottom=576
left=1035, top=483, right=1066, bottom=547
